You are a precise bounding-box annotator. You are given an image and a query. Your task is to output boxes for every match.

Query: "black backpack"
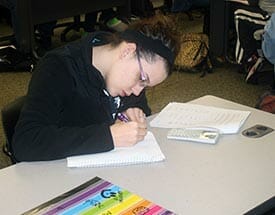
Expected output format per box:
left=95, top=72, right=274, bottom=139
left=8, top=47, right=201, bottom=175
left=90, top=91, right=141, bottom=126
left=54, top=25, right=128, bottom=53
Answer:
left=0, top=46, right=33, bottom=72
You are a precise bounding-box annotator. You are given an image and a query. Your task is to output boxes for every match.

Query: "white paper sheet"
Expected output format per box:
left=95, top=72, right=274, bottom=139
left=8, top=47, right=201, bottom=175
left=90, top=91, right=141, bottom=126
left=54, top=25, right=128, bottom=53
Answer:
left=150, top=102, right=251, bottom=134
left=67, top=132, right=165, bottom=168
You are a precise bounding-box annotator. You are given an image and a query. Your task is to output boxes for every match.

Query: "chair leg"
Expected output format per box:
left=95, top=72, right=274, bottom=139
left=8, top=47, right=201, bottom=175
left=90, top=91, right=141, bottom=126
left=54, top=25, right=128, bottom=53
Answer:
left=60, top=26, right=72, bottom=42
left=60, top=16, right=82, bottom=42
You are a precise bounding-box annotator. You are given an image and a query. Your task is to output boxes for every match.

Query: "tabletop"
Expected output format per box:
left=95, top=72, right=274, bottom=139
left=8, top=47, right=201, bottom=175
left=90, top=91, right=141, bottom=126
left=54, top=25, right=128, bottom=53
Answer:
left=0, top=95, right=274, bottom=215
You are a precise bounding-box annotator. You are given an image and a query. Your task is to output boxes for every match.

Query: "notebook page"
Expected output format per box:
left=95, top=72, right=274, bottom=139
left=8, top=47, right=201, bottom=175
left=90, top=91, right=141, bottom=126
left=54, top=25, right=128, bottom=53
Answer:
left=67, top=132, right=165, bottom=168
left=150, top=102, right=251, bottom=134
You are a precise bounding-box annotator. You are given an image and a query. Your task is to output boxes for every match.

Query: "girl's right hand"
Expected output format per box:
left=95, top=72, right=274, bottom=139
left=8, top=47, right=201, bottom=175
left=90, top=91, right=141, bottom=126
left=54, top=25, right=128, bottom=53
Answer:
left=110, top=120, right=147, bottom=147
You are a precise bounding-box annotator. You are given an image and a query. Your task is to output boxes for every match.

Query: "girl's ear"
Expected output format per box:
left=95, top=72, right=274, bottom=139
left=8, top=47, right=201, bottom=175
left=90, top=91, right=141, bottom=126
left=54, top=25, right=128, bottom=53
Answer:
left=120, top=42, right=137, bottom=59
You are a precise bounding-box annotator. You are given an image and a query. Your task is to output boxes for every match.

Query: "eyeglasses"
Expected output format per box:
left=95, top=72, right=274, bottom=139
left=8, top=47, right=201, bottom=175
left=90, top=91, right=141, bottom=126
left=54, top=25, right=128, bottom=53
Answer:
left=136, top=49, right=150, bottom=87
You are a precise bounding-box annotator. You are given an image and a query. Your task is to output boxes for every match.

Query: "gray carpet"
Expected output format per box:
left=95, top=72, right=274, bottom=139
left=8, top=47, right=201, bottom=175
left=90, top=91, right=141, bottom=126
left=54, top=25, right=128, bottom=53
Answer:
left=0, top=12, right=270, bottom=169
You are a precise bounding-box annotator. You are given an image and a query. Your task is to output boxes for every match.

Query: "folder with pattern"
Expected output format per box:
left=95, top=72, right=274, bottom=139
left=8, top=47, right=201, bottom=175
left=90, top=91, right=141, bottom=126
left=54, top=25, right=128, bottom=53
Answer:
left=23, top=176, right=176, bottom=215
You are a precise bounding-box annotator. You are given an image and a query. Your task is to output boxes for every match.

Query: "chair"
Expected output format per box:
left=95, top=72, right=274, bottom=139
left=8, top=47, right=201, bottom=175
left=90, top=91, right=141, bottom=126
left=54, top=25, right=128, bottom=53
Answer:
left=57, top=14, right=123, bottom=42
left=60, top=16, right=82, bottom=42
left=1, top=96, right=26, bottom=163
left=52, top=15, right=84, bottom=42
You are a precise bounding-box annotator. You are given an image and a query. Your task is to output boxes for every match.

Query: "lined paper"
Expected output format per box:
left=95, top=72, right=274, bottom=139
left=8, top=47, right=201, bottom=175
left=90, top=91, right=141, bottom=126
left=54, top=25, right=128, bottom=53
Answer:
left=67, top=132, right=165, bottom=168
left=150, top=102, right=251, bottom=134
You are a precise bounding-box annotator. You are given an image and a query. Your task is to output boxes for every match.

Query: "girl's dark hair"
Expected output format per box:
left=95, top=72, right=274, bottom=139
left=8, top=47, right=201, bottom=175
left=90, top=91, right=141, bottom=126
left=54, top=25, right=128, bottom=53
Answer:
left=106, top=14, right=180, bottom=75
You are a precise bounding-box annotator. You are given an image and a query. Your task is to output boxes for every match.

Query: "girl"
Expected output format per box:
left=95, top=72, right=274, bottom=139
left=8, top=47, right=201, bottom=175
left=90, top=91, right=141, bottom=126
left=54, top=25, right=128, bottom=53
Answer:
left=12, top=15, right=179, bottom=161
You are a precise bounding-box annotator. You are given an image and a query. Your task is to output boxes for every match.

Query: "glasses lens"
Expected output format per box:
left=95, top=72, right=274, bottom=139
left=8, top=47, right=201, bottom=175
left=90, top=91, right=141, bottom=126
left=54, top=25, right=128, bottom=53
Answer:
left=139, top=79, right=148, bottom=87
left=137, top=50, right=149, bottom=87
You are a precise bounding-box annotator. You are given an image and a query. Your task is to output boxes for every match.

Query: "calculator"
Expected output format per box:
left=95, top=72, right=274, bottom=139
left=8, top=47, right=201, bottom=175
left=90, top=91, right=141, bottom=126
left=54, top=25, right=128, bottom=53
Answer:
left=167, top=127, right=220, bottom=144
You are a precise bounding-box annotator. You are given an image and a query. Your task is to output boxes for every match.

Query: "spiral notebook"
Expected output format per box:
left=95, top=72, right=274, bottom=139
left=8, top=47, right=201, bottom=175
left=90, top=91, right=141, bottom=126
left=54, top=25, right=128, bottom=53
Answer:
left=67, top=132, right=165, bottom=168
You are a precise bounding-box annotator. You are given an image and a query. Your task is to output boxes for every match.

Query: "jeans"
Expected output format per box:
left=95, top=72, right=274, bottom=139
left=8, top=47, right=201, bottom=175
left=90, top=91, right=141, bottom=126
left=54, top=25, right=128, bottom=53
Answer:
left=171, top=0, right=209, bottom=12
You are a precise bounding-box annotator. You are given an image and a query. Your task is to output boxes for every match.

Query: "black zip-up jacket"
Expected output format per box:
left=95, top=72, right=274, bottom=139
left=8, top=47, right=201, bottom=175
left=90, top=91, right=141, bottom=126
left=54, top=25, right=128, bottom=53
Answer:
left=12, top=32, right=151, bottom=161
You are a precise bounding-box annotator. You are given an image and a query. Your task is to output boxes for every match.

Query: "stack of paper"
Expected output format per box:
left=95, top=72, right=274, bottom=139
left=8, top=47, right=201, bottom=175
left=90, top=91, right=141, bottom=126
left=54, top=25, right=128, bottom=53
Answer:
left=150, top=102, right=251, bottom=134
left=67, top=132, right=165, bottom=168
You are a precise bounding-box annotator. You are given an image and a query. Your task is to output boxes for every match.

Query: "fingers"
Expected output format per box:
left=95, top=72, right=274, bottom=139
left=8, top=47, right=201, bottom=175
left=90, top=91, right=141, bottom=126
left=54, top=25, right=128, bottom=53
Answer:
left=110, top=121, right=147, bottom=147
left=125, top=121, right=147, bottom=139
left=125, top=108, right=146, bottom=123
left=111, top=108, right=147, bottom=147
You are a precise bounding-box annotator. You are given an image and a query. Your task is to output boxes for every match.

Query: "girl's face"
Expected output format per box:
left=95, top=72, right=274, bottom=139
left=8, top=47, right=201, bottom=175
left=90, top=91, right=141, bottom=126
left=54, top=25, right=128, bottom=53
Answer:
left=105, top=43, right=167, bottom=97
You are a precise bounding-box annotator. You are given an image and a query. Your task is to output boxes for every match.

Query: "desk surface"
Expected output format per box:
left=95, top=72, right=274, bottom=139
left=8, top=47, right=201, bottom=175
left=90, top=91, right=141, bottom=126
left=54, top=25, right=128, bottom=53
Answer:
left=0, top=95, right=274, bottom=215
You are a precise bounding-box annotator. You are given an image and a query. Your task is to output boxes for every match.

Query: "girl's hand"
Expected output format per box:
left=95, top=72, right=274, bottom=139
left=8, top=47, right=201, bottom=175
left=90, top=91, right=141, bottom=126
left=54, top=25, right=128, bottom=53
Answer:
left=110, top=110, right=147, bottom=147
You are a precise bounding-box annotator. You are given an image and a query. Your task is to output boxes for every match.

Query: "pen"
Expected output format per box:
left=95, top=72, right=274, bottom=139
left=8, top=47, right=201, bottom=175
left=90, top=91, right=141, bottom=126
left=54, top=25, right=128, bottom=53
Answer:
left=117, top=113, right=129, bottom=122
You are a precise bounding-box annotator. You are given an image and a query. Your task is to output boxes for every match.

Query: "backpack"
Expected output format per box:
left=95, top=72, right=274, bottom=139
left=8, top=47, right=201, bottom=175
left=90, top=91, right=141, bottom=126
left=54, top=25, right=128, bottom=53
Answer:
left=0, top=45, right=33, bottom=72
left=174, top=33, right=213, bottom=76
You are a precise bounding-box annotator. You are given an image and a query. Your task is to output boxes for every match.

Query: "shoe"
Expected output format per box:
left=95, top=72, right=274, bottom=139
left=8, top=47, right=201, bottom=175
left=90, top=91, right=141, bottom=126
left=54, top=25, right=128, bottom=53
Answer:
left=106, top=17, right=128, bottom=32
left=123, top=15, right=140, bottom=24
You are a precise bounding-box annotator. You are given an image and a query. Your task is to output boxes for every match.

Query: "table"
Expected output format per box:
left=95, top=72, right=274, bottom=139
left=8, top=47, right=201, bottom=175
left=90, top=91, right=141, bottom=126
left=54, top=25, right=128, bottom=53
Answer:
left=0, top=95, right=274, bottom=215
left=15, top=0, right=130, bottom=57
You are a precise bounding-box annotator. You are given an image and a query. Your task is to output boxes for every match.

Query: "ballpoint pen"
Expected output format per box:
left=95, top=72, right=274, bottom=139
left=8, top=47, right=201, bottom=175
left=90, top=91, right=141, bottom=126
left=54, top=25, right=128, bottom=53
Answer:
left=117, top=113, right=129, bottom=122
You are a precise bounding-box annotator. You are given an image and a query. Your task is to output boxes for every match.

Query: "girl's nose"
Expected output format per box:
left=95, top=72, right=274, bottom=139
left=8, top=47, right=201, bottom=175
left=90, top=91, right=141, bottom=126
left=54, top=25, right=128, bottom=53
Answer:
left=131, top=84, right=144, bottom=96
